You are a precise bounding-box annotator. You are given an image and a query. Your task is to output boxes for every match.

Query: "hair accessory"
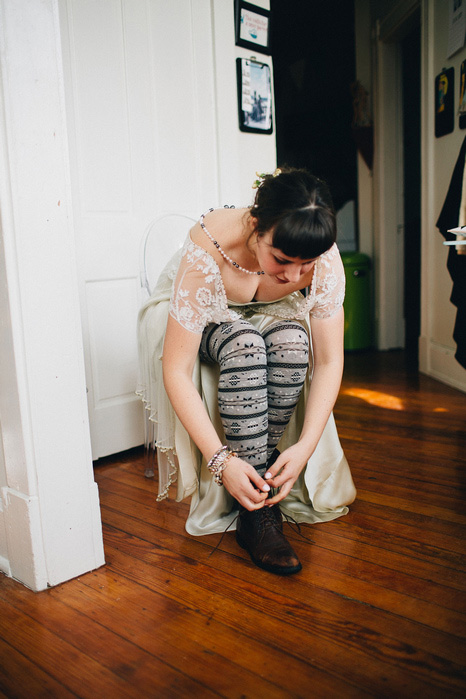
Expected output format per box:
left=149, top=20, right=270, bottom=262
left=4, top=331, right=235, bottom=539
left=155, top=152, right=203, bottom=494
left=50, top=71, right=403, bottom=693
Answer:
left=252, top=168, right=282, bottom=189
left=200, top=208, right=265, bottom=275
left=207, top=446, right=237, bottom=485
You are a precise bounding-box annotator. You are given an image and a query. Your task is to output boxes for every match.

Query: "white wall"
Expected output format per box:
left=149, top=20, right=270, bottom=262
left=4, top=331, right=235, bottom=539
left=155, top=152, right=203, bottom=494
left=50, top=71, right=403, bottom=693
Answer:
left=212, top=0, right=275, bottom=208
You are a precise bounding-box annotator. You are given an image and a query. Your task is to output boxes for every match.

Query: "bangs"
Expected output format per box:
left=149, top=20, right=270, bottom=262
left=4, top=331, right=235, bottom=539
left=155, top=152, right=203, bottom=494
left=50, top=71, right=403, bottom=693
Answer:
left=271, top=208, right=336, bottom=259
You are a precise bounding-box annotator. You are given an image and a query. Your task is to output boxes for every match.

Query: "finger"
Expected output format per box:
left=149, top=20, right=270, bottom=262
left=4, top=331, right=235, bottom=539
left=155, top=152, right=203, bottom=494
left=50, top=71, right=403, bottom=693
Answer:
left=265, top=470, right=288, bottom=489
left=244, top=483, right=269, bottom=504
left=242, top=496, right=267, bottom=511
left=247, top=468, right=271, bottom=493
left=264, top=492, right=281, bottom=505
left=266, top=484, right=291, bottom=505
left=264, top=458, right=285, bottom=480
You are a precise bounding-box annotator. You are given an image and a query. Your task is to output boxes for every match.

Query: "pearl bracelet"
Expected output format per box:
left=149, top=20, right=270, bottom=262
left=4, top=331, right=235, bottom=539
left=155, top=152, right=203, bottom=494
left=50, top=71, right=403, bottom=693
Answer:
left=207, top=446, right=237, bottom=486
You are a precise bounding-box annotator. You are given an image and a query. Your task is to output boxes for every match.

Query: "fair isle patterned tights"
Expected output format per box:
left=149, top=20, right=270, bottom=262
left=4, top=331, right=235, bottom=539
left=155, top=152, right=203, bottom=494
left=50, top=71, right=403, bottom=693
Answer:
left=200, top=319, right=309, bottom=475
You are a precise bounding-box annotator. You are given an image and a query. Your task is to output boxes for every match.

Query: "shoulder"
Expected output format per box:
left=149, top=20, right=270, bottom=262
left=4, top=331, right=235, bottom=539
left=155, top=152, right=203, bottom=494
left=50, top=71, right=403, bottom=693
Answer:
left=190, top=206, right=250, bottom=263
left=310, top=244, right=345, bottom=319
left=315, top=243, right=344, bottom=281
left=190, top=207, right=233, bottom=250
left=319, top=243, right=343, bottom=267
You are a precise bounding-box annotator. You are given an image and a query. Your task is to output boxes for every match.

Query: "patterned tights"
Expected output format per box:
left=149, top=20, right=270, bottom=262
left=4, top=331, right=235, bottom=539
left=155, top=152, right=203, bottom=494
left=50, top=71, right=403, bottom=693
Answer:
left=200, top=319, right=309, bottom=475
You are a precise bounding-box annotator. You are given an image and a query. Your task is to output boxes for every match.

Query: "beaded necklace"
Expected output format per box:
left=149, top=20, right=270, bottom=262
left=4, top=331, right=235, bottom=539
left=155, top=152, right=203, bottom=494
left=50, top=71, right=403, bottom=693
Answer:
left=200, top=207, right=265, bottom=276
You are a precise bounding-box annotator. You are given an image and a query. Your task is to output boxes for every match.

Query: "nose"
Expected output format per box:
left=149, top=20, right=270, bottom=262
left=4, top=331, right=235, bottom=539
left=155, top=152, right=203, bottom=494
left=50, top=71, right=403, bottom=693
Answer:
left=283, top=265, right=302, bottom=282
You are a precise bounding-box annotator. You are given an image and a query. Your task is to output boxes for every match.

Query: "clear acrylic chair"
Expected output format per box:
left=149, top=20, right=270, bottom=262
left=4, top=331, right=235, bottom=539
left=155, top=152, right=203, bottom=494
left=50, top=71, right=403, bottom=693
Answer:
left=139, top=214, right=196, bottom=477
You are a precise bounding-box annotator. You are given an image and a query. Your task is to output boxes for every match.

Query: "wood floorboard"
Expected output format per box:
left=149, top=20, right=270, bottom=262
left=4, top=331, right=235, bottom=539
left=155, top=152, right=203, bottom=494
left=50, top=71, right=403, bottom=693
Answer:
left=55, top=569, right=357, bottom=698
left=0, top=597, right=134, bottom=697
left=95, top=481, right=466, bottom=600
left=99, top=539, right=456, bottom=696
left=0, top=578, right=221, bottom=698
left=0, top=350, right=465, bottom=697
left=0, top=636, right=77, bottom=699
left=98, top=479, right=466, bottom=593
left=97, top=475, right=465, bottom=568
left=99, top=510, right=466, bottom=667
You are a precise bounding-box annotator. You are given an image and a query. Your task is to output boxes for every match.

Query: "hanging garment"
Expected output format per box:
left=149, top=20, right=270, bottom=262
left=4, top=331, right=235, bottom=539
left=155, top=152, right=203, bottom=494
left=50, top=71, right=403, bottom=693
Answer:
left=436, top=135, right=466, bottom=369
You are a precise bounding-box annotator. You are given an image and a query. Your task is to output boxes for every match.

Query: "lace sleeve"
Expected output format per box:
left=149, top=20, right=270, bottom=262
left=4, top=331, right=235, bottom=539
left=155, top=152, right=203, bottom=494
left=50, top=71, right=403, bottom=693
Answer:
left=169, top=239, right=234, bottom=333
left=310, top=244, right=346, bottom=319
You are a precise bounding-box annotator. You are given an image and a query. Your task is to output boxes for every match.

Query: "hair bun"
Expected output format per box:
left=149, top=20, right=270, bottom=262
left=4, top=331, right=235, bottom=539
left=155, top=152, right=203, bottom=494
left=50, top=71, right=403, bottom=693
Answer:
left=252, top=168, right=282, bottom=189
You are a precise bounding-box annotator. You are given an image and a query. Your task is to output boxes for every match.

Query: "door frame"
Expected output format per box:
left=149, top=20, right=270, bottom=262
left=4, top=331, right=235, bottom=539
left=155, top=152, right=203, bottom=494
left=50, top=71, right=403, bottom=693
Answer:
left=0, top=0, right=104, bottom=590
left=372, top=1, right=420, bottom=350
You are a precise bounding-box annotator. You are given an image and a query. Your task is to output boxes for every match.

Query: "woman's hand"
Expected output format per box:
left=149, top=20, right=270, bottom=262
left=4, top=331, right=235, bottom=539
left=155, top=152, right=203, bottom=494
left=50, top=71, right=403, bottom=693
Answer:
left=262, top=444, right=310, bottom=505
left=221, top=456, right=270, bottom=510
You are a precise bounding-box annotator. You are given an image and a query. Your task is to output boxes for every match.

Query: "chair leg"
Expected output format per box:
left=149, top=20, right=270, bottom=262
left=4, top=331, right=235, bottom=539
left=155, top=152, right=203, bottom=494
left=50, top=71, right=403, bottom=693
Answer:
left=144, top=445, right=156, bottom=478
left=143, top=409, right=155, bottom=478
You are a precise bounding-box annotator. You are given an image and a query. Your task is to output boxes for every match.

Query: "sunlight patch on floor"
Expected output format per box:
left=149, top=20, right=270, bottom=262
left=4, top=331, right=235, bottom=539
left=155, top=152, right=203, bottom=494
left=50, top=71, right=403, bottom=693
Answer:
left=342, top=388, right=450, bottom=413
left=342, top=388, right=405, bottom=411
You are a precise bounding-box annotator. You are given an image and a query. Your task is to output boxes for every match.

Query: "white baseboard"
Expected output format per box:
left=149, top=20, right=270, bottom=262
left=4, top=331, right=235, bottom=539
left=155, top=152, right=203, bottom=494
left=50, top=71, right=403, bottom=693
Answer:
left=0, top=553, right=11, bottom=578
left=1, top=488, right=48, bottom=591
left=419, top=336, right=466, bottom=393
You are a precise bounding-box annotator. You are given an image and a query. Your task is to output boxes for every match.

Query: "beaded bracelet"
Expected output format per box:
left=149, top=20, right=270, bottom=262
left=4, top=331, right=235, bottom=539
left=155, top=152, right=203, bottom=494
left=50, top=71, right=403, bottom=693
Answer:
left=207, top=446, right=237, bottom=486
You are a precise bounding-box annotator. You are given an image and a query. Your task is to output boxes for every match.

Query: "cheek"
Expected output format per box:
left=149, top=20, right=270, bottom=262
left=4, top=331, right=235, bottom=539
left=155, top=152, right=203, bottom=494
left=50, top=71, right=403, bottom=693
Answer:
left=257, top=252, right=279, bottom=273
left=264, top=260, right=283, bottom=275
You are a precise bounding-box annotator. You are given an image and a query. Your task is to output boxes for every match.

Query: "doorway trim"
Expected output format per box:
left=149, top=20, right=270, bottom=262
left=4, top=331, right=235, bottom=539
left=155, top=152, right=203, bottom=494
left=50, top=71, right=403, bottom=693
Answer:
left=373, top=32, right=405, bottom=349
left=372, top=2, right=421, bottom=350
left=0, top=0, right=105, bottom=590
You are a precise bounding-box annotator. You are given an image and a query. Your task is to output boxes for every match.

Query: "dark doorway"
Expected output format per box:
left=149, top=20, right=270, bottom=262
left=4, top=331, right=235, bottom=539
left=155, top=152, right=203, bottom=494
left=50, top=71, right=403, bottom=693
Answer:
left=270, top=0, right=357, bottom=213
left=401, top=22, right=421, bottom=368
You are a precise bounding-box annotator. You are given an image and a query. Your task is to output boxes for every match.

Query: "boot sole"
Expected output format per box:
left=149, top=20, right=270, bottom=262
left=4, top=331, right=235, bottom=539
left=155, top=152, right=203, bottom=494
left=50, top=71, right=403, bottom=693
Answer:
left=236, top=532, right=302, bottom=576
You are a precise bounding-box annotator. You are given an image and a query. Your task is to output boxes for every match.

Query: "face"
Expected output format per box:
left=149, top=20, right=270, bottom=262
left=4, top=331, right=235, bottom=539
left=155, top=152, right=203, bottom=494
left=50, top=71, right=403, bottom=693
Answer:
left=256, top=232, right=316, bottom=285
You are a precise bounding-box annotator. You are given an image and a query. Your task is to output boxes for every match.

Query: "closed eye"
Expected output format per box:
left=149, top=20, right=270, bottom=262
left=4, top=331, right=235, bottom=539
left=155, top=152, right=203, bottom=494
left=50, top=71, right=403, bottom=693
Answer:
left=274, top=256, right=316, bottom=266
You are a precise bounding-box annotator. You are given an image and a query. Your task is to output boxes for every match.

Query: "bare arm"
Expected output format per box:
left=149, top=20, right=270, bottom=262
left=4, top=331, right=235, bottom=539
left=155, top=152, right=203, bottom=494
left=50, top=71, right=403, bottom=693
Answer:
left=265, top=307, right=344, bottom=503
left=162, top=314, right=269, bottom=509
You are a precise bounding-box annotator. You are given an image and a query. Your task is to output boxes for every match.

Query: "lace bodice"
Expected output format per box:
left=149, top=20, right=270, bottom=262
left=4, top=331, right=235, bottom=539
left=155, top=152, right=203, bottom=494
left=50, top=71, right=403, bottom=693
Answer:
left=168, top=233, right=345, bottom=334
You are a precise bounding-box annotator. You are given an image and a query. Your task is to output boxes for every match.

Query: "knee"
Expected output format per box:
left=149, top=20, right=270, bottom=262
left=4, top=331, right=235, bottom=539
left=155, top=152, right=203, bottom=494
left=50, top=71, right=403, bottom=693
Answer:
left=264, top=322, right=309, bottom=358
left=217, top=320, right=266, bottom=363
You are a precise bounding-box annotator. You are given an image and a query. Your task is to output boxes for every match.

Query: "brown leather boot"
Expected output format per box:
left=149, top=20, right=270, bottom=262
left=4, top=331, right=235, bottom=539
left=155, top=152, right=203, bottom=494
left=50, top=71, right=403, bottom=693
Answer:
left=236, top=504, right=302, bottom=575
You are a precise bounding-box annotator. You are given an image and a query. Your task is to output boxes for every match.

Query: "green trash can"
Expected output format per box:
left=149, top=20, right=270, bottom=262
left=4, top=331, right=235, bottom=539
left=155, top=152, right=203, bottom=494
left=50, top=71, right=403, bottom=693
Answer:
left=341, top=252, right=372, bottom=351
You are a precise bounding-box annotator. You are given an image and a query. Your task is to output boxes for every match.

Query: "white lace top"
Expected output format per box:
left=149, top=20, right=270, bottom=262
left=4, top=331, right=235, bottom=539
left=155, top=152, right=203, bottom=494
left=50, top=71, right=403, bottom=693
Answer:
left=168, top=235, right=345, bottom=333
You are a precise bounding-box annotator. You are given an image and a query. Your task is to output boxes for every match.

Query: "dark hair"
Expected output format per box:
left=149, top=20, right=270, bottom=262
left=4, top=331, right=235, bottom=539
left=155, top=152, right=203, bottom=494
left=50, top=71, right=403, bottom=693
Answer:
left=251, top=167, right=336, bottom=258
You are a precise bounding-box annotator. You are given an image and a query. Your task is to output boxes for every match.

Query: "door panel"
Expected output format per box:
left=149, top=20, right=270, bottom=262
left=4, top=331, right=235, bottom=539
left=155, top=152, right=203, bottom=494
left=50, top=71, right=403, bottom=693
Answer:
left=60, top=0, right=218, bottom=458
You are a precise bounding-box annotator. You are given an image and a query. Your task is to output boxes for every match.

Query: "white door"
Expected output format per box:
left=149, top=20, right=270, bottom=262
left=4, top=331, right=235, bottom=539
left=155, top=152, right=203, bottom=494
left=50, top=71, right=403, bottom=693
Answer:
left=59, top=0, right=219, bottom=458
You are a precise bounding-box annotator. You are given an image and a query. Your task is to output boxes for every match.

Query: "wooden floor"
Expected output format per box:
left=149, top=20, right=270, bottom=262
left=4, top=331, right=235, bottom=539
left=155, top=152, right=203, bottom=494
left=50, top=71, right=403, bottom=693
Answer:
left=1, top=351, right=465, bottom=698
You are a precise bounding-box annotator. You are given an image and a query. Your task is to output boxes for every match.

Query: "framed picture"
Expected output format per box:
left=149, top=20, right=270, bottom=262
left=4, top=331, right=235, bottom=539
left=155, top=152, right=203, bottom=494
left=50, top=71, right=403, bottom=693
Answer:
left=459, top=60, right=466, bottom=128
left=435, top=67, right=454, bottom=137
left=235, top=0, right=271, bottom=55
left=236, top=58, right=273, bottom=134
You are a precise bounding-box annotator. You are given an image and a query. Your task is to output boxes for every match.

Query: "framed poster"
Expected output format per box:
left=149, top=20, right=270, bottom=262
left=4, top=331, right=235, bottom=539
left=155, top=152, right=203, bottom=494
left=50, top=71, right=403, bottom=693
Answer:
left=235, top=0, right=271, bottom=55
left=459, top=60, right=466, bottom=128
left=236, top=58, right=273, bottom=134
left=435, top=67, right=454, bottom=137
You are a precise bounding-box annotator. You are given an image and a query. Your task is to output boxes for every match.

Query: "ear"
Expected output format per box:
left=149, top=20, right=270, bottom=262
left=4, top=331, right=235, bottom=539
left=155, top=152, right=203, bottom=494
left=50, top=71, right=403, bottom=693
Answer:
left=249, top=213, right=259, bottom=230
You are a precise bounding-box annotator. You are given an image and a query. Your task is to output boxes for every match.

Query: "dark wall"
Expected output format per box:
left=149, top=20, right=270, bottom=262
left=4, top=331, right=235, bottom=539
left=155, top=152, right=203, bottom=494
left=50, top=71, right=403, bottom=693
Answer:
left=271, top=0, right=357, bottom=211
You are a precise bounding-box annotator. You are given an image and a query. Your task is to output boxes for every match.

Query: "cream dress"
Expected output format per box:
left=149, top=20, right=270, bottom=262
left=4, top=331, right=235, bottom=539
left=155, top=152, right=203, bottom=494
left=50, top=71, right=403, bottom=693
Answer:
left=137, top=222, right=356, bottom=536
